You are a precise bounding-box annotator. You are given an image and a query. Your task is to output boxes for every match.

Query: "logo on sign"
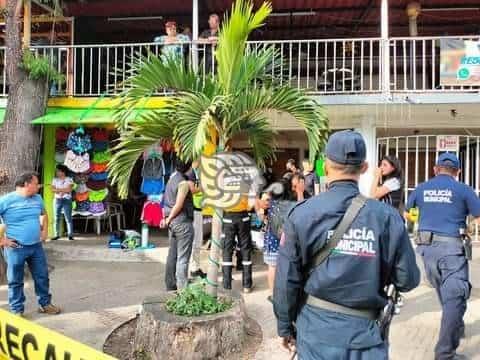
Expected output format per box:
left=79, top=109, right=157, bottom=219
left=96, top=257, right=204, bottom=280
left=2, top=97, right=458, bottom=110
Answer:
left=457, top=67, right=470, bottom=80
left=437, top=136, right=458, bottom=152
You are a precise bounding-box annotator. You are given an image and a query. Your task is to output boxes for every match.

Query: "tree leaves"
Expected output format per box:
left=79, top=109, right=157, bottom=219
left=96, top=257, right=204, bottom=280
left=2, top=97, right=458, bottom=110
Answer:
left=109, top=0, right=329, bottom=198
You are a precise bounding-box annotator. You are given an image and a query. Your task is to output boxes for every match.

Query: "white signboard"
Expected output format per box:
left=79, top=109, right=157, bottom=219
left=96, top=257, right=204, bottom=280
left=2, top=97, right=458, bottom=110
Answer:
left=436, top=135, right=459, bottom=152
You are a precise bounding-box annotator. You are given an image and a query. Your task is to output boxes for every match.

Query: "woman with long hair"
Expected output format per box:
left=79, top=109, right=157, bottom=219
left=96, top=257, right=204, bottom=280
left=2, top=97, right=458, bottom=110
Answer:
left=258, top=178, right=296, bottom=302
left=370, top=155, right=404, bottom=211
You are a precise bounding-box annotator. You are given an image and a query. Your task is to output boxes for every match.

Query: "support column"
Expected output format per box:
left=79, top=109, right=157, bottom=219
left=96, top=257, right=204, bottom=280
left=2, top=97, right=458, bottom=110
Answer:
left=42, top=126, right=56, bottom=236
left=356, top=118, right=377, bottom=197
left=23, top=0, right=32, bottom=48
left=381, top=0, right=390, bottom=96
left=192, top=0, right=199, bottom=71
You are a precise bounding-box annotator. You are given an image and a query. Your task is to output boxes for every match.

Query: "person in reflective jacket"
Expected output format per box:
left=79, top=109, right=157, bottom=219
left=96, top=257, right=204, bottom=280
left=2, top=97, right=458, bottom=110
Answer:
left=273, top=130, right=420, bottom=360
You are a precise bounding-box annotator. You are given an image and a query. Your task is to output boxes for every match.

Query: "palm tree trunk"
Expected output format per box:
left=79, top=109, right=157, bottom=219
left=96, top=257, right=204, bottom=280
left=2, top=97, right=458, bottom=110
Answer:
left=0, top=0, right=49, bottom=284
left=205, top=208, right=223, bottom=297
left=205, top=143, right=225, bottom=298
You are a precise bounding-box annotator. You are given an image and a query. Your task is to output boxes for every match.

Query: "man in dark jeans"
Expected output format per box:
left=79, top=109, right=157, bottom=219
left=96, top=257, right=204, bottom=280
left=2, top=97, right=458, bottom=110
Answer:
left=163, top=159, right=194, bottom=291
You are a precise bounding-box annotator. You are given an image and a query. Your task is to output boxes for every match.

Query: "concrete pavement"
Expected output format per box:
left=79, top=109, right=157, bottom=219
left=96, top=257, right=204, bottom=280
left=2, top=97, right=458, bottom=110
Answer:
left=1, top=236, right=479, bottom=359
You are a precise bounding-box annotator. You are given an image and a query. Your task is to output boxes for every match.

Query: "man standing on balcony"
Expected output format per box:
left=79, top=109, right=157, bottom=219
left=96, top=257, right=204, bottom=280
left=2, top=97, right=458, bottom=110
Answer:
left=274, top=131, right=419, bottom=359
left=199, top=13, right=220, bottom=73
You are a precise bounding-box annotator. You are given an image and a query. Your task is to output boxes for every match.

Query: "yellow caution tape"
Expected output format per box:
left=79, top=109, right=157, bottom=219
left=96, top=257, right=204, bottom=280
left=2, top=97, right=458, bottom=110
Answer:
left=0, top=309, right=116, bottom=360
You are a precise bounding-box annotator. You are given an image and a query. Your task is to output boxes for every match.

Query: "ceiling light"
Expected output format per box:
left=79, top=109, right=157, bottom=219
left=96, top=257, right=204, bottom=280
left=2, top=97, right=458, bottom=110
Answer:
left=423, top=7, right=480, bottom=12
left=107, top=16, right=164, bottom=22
left=269, top=11, right=316, bottom=18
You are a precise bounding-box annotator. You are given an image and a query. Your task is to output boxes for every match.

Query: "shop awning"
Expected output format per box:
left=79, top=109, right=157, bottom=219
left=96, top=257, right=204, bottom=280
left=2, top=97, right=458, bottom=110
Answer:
left=31, top=107, right=142, bottom=125
left=0, top=108, right=5, bottom=125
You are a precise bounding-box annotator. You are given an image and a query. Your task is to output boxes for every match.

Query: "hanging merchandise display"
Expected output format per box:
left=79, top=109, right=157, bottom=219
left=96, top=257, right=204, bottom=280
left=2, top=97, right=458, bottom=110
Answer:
left=141, top=200, right=164, bottom=227
left=54, top=126, right=113, bottom=221
left=140, top=142, right=166, bottom=196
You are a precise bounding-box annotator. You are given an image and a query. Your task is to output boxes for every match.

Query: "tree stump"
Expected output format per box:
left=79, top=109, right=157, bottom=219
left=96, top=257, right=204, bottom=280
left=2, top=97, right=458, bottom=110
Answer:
left=134, top=291, right=247, bottom=360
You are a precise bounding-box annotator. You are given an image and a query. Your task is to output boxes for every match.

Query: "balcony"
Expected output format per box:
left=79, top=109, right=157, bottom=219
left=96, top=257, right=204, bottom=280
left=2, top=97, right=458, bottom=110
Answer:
left=0, top=35, right=478, bottom=99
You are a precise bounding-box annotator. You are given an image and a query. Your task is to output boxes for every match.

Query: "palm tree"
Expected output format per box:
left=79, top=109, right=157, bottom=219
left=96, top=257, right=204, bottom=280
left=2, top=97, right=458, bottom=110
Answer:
left=109, top=0, right=329, bottom=298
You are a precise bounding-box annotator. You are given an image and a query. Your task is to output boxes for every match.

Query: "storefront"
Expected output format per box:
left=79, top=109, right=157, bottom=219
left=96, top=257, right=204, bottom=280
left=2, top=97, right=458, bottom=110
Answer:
left=32, top=97, right=168, bottom=237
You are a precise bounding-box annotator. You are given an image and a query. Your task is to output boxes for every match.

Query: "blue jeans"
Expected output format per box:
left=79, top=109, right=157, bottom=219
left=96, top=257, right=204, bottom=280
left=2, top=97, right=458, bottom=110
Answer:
left=3, top=243, right=51, bottom=314
left=54, top=198, right=73, bottom=237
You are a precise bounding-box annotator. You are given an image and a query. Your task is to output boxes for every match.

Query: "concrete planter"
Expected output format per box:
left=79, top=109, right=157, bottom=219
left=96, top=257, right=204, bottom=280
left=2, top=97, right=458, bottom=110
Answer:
left=134, top=291, right=247, bottom=360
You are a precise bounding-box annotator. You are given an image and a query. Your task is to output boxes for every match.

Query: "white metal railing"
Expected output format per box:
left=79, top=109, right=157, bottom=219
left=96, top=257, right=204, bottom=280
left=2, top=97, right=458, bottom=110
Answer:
left=390, top=36, right=480, bottom=93
left=246, top=39, right=382, bottom=94
left=377, top=135, right=480, bottom=239
left=0, top=36, right=477, bottom=97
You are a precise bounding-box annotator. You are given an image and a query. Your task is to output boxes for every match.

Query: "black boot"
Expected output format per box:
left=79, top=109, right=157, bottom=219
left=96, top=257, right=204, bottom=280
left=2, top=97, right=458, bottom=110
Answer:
left=222, top=265, right=233, bottom=290
left=242, top=263, right=253, bottom=292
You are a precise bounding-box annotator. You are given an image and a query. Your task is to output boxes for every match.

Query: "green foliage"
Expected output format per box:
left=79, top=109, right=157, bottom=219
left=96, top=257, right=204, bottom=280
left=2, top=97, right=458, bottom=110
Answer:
left=21, top=50, right=65, bottom=84
left=110, top=0, right=329, bottom=199
left=165, top=282, right=232, bottom=316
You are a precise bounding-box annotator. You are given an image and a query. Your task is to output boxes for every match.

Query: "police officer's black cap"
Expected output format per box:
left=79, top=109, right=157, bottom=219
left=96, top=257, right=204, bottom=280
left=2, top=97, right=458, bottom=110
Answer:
left=325, top=130, right=367, bottom=165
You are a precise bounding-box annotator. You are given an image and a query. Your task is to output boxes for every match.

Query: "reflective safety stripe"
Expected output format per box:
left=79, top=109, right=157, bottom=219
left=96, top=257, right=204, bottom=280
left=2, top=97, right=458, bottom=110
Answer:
left=221, top=261, right=234, bottom=266
left=223, top=218, right=233, bottom=224
left=242, top=217, right=251, bottom=222
left=242, top=261, right=253, bottom=265
left=221, top=233, right=226, bottom=238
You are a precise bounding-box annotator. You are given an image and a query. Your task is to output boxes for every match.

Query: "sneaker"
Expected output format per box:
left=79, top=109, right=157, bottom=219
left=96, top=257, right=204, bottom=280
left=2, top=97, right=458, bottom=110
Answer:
left=190, top=269, right=207, bottom=279
left=68, top=236, right=74, bottom=241
left=38, top=304, right=61, bottom=315
left=243, top=287, right=253, bottom=294
left=50, top=236, right=60, bottom=241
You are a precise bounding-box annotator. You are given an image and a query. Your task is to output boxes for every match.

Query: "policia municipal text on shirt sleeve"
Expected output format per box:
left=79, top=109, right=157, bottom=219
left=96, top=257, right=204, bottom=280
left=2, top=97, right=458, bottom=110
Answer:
left=405, top=152, right=480, bottom=360
left=273, top=130, right=420, bottom=360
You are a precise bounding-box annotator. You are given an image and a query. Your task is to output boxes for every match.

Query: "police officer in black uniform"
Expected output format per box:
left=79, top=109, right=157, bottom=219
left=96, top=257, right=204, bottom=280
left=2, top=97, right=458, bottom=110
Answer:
left=405, top=152, right=480, bottom=360
left=274, top=130, right=420, bottom=359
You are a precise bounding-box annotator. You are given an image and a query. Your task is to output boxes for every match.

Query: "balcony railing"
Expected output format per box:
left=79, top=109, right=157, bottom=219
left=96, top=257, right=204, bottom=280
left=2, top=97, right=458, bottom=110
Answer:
left=390, top=36, right=480, bottom=93
left=0, top=36, right=477, bottom=97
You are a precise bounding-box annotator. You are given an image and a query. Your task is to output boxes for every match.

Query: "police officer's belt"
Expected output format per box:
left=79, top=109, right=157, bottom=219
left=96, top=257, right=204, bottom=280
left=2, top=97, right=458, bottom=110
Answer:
left=306, top=296, right=378, bottom=320
left=419, top=232, right=461, bottom=243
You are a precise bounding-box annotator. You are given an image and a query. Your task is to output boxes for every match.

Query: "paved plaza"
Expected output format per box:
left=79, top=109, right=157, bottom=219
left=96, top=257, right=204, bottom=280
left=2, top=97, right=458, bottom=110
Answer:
left=1, top=236, right=479, bottom=359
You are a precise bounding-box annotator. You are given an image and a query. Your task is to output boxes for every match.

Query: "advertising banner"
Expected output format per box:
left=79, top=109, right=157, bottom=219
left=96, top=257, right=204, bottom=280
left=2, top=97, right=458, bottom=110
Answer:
left=440, top=39, right=480, bottom=86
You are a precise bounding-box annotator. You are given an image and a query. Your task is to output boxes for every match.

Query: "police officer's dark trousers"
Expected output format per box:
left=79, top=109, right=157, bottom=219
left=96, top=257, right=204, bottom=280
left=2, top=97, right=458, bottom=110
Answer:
left=222, top=211, right=253, bottom=289
left=418, top=241, right=470, bottom=360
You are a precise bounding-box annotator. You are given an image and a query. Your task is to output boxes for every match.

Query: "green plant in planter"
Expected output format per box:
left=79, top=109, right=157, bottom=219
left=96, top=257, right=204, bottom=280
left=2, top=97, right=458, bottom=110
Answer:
left=20, top=50, right=65, bottom=84
left=166, top=282, right=232, bottom=316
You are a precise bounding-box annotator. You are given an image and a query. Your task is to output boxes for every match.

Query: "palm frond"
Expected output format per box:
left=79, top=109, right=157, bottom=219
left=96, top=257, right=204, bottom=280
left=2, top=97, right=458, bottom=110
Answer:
left=173, top=93, right=230, bottom=160
left=113, top=52, right=217, bottom=127
left=230, top=45, right=278, bottom=93
left=228, top=85, right=329, bottom=162
left=216, top=0, right=272, bottom=93
left=236, top=115, right=277, bottom=168
left=109, top=109, right=176, bottom=197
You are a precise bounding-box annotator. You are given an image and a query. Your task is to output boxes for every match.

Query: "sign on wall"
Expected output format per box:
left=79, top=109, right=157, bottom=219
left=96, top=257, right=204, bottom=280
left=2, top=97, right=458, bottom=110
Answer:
left=436, top=135, right=459, bottom=152
left=440, top=39, right=480, bottom=86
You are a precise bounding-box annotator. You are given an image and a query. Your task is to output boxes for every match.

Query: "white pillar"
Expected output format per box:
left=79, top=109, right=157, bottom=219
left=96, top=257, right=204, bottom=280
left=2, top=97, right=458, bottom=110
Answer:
left=356, top=118, right=377, bottom=196
left=192, top=0, right=199, bottom=71
left=381, top=0, right=391, bottom=96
